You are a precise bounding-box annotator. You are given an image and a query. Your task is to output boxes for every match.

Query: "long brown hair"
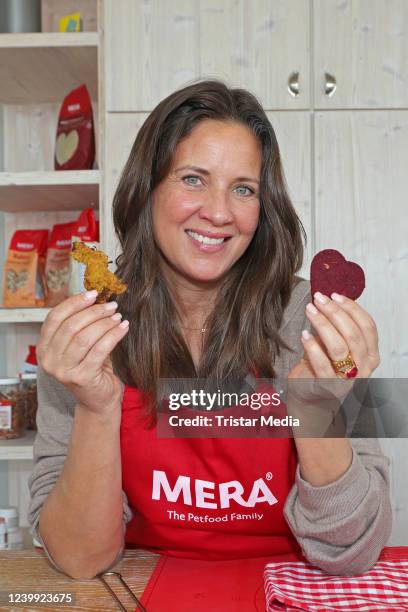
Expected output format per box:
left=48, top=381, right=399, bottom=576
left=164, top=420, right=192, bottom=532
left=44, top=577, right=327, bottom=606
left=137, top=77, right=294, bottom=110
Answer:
left=112, top=78, right=306, bottom=413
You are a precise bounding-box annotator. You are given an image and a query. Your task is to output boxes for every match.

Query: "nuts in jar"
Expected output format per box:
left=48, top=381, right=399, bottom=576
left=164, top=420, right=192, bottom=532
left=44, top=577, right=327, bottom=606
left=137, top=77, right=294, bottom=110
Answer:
left=20, top=373, right=38, bottom=430
left=0, top=378, right=24, bottom=439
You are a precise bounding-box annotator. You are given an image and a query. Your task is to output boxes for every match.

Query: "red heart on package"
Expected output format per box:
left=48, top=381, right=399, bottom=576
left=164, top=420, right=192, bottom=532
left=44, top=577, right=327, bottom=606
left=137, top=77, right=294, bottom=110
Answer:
left=310, top=249, right=365, bottom=300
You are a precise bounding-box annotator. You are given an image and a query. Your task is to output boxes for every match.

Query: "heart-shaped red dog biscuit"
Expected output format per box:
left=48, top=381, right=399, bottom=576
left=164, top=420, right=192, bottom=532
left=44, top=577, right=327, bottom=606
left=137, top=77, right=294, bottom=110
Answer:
left=310, top=249, right=365, bottom=300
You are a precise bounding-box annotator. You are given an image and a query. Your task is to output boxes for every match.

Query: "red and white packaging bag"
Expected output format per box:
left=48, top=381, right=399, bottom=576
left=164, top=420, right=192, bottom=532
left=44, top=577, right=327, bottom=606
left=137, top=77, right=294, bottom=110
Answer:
left=2, top=230, right=48, bottom=307
left=45, top=221, right=76, bottom=307
left=54, top=84, right=95, bottom=170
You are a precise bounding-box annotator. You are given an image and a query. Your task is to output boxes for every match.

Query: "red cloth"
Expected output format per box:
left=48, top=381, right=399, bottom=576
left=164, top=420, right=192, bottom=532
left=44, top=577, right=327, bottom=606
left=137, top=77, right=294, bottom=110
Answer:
left=137, top=547, right=408, bottom=612
left=264, top=547, right=408, bottom=611
left=120, top=384, right=301, bottom=560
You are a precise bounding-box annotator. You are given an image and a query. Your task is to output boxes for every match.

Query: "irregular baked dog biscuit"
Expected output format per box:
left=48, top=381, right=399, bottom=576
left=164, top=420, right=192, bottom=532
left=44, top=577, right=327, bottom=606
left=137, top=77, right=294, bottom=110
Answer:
left=70, top=242, right=127, bottom=303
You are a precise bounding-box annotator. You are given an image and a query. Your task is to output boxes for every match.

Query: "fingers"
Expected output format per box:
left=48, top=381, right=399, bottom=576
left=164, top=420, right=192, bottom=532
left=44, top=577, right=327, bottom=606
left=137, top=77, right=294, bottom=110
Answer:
left=38, top=291, right=128, bottom=379
left=301, top=329, right=338, bottom=377
left=330, top=292, right=380, bottom=369
left=305, top=291, right=369, bottom=372
left=60, top=311, right=125, bottom=369
left=68, top=319, right=129, bottom=381
left=300, top=334, right=356, bottom=408
left=38, top=290, right=99, bottom=358
left=51, top=300, right=119, bottom=357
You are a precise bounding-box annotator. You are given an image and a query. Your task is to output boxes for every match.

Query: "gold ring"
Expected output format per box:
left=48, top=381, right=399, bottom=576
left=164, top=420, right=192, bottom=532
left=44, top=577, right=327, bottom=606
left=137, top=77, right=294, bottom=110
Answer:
left=331, top=351, right=358, bottom=378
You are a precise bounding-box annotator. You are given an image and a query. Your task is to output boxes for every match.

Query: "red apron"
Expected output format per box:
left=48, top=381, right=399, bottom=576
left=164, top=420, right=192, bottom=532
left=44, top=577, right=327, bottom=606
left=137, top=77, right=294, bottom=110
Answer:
left=120, top=384, right=301, bottom=560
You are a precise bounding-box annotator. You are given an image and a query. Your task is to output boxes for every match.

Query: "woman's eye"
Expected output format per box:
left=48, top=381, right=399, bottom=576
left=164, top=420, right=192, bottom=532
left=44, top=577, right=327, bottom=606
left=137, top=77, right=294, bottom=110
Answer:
left=183, top=175, right=202, bottom=186
left=234, top=185, right=255, bottom=196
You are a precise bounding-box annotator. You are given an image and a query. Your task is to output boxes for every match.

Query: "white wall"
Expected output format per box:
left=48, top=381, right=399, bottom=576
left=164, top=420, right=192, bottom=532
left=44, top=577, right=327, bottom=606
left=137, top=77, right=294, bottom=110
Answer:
left=0, top=103, right=9, bottom=507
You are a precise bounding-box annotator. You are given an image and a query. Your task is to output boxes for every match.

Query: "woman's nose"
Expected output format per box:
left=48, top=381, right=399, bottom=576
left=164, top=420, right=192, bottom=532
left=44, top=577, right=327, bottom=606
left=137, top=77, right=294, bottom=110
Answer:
left=198, top=189, right=234, bottom=226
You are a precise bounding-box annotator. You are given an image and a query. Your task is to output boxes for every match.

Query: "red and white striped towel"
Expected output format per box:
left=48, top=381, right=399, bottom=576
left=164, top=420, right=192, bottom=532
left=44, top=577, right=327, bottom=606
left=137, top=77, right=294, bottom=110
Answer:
left=264, top=560, right=408, bottom=611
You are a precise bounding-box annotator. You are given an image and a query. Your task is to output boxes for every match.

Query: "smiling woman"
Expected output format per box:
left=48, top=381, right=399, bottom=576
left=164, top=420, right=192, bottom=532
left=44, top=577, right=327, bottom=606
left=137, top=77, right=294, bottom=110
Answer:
left=112, top=80, right=305, bottom=394
left=28, top=79, right=391, bottom=581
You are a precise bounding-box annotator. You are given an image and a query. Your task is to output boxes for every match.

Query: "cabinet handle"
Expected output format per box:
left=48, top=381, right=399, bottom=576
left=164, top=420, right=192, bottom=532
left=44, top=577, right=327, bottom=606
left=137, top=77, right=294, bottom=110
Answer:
left=324, top=72, right=337, bottom=97
left=287, top=71, right=300, bottom=97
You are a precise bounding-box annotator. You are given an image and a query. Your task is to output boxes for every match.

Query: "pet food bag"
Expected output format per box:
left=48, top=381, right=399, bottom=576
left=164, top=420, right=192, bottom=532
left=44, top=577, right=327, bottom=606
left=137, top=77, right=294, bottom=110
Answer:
left=3, top=230, right=48, bottom=307
left=68, top=208, right=99, bottom=296
left=45, top=221, right=76, bottom=307
left=54, top=84, right=95, bottom=170
left=21, top=345, right=38, bottom=374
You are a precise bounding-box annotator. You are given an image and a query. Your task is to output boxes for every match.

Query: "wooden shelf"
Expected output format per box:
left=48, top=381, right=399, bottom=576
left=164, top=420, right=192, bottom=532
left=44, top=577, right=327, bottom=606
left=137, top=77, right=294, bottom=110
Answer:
left=0, top=170, right=99, bottom=212
left=0, top=32, right=98, bottom=104
left=0, top=430, right=35, bottom=460
left=0, top=309, right=50, bottom=323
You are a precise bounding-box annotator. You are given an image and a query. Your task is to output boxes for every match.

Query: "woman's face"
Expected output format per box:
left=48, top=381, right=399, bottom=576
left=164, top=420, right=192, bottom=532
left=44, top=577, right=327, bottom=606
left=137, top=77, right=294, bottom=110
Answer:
left=152, top=119, right=261, bottom=285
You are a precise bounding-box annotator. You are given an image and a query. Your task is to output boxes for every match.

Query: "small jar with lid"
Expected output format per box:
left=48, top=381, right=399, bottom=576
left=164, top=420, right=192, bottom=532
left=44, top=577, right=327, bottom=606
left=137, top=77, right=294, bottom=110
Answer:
left=0, top=378, right=24, bottom=439
left=20, top=373, right=38, bottom=430
left=0, top=507, right=23, bottom=550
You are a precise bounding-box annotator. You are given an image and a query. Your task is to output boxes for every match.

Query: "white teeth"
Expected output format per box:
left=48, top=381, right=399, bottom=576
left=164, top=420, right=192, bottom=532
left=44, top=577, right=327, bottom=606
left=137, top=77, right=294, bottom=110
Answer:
left=186, top=230, right=226, bottom=245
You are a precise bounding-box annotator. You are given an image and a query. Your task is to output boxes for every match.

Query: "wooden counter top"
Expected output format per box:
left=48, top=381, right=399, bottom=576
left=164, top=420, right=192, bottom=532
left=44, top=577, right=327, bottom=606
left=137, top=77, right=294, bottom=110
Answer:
left=0, top=548, right=159, bottom=611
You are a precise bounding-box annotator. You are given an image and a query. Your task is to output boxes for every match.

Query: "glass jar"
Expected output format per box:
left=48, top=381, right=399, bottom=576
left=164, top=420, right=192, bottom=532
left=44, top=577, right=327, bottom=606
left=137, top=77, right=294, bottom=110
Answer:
left=20, top=373, right=38, bottom=430
left=0, top=378, right=24, bottom=439
left=0, top=507, right=18, bottom=529
left=0, top=507, right=23, bottom=550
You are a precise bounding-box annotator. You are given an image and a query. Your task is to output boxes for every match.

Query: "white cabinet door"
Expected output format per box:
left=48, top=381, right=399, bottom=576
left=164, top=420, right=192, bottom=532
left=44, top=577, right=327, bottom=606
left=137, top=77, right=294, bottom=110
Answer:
left=102, top=113, right=149, bottom=261
left=267, top=111, right=312, bottom=278
left=379, top=439, right=408, bottom=545
left=314, top=110, right=408, bottom=378
left=102, top=112, right=312, bottom=275
left=103, top=0, right=311, bottom=112
left=314, top=0, right=408, bottom=109
left=199, top=1, right=311, bottom=111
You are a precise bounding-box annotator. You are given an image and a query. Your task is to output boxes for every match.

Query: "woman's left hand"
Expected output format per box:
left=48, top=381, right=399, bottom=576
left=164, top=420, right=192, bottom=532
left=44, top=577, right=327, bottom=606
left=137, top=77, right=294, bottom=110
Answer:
left=289, top=291, right=381, bottom=381
left=286, top=291, right=380, bottom=434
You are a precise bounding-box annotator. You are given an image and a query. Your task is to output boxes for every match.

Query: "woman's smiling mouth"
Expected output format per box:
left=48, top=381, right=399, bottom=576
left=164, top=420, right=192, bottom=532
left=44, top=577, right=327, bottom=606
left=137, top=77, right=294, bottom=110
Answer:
left=185, top=229, right=232, bottom=252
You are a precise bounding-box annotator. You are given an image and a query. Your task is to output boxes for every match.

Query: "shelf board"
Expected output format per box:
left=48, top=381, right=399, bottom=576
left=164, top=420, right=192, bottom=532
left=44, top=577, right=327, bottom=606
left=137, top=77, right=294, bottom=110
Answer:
left=0, top=430, right=35, bottom=461
left=0, top=308, right=50, bottom=323
left=0, top=32, right=98, bottom=104
left=0, top=170, right=99, bottom=212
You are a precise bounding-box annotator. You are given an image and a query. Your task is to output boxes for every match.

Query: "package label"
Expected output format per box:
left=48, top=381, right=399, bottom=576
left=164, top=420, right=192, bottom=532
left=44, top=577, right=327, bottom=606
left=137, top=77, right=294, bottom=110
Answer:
left=0, top=405, right=12, bottom=430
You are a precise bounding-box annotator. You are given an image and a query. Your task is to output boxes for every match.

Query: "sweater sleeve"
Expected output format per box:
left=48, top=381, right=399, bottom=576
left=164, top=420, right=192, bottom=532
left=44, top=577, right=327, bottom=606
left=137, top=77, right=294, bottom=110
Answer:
left=27, top=365, right=133, bottom=575
left=283, top=437, right=392, bottom=575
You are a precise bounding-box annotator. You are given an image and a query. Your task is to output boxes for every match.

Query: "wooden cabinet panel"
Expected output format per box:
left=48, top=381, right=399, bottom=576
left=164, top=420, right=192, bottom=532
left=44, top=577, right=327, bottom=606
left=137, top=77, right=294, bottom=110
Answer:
left=4, top=103, right=99, bottom=172
left=102, top=113, right=148, bottom=261
left=103, top=0, right=199, bottom=113
left=103, top=0, right=311, bottom=112
left=4, top=104, right=58, bottom=172
left=102, top=111, right=311, bottom=276
left=314, top=0, right=408, bottom=109
left=41, top=0, right=98, bottom=32
left=267, top=112, right=312, bottom=278
left=199, top=0, right=310, bottom=111
left=314, top=110, right=408, bottom=377
left=380, top=439, right=408, bottom=546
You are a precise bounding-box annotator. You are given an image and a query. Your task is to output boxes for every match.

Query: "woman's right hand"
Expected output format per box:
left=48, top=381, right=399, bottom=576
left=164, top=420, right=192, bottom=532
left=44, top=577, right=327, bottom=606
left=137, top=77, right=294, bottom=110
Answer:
left=37, top=290, right=129, bottom=416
